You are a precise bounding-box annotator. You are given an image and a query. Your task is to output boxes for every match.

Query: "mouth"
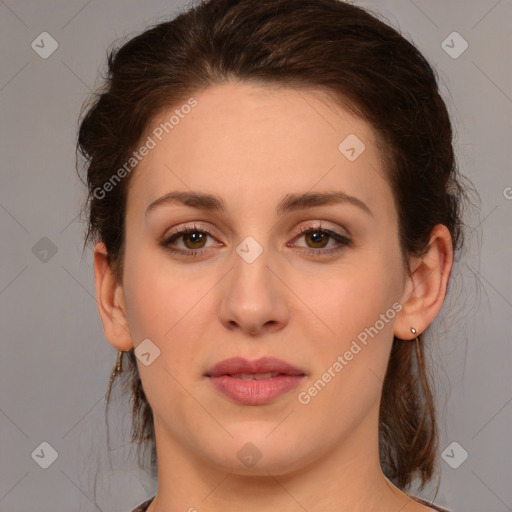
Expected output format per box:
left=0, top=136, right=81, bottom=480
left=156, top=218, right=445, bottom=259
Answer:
left=228, top=372, right=283, bottom=380
left=205, top=357, right=306, bottom=405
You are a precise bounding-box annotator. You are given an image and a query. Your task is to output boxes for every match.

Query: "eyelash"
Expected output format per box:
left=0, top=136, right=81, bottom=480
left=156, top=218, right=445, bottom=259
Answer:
left=161, top=223, right=352, bottom=258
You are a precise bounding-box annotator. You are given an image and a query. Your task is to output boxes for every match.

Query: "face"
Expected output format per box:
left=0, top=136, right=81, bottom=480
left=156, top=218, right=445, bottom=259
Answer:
left=116, top=82, right=410, bottom=475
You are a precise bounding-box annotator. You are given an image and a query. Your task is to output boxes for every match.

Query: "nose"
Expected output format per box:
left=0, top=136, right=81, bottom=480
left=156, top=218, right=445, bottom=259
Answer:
left=218, top=247, right=290, bottom=337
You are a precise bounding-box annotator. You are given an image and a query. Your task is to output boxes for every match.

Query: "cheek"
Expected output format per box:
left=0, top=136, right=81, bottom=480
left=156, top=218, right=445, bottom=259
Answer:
left=121, top=245, right=174, bottom=348
left=291, top=245, right=403, bottom=418
left=121, top=249, right=204, bottom=413
left=295, top=250, right=402, bottom=343
left=294, top=261, right=399, bottom=435
left=122, top=245, right=213, bottom=364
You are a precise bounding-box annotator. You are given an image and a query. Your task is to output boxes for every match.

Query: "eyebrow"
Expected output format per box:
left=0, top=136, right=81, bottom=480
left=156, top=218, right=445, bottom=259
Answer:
left=145, top=190, right=373, bottom=218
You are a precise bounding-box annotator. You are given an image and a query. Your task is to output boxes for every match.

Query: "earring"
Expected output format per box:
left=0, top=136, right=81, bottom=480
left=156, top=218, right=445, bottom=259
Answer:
left=109, top=350, right=124, bottom=385
left=411, top=327, right=417, bottom=335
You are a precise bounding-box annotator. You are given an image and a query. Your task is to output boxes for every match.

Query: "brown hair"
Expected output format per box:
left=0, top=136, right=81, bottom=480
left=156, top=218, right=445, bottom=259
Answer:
left=77, top=0, right=473, bottom=492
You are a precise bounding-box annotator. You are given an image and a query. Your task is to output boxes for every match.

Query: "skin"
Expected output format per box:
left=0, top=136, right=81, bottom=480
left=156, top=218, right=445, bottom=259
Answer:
left=94, top=82, right=453, bottom=512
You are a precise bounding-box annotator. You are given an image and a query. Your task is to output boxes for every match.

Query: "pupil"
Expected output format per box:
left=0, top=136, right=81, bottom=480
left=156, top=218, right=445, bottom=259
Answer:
left=187, top=232, right=204, bottom=247
left=308, top=231, right=326, bottom=247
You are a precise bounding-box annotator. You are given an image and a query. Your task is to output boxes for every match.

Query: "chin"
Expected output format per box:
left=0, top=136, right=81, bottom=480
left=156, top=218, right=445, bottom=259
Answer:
left=199, top=430, right=316, bottom=477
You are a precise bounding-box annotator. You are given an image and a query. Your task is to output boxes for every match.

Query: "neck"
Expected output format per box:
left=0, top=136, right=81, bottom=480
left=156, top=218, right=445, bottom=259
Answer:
left=146, top=405, right=417, bottom=512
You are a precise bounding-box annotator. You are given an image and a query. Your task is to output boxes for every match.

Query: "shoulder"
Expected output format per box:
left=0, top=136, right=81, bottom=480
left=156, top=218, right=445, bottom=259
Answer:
left=408, top=494, right=452, bottom=512
left=131, top=496, right=155, bottom=512
left=128, top=495, right=451, bottom=512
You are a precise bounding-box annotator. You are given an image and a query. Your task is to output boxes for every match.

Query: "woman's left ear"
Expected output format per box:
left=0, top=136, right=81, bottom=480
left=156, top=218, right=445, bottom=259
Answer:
left=394, top=224, right=454, bottom=340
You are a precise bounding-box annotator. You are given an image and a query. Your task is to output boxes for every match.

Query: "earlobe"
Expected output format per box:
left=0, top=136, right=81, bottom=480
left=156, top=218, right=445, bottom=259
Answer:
left=93, top=242, right=134, bottom=351
left=394, top=225, right=454, bottom=340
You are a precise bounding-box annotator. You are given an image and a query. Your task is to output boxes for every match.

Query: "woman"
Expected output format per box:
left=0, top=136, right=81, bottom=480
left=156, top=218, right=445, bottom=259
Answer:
left=78, top=0, right=471, bottom=510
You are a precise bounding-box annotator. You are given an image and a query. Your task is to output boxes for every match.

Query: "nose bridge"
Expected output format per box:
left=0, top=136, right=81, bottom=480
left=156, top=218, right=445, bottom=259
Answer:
left=230, top=237, right=274, bottom=307
left=218, top=235, right=289, bottom=334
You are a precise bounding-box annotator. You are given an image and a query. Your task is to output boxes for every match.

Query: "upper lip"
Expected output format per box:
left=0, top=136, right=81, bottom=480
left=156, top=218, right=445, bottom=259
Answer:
left=205, top=357, right=306, bottom=377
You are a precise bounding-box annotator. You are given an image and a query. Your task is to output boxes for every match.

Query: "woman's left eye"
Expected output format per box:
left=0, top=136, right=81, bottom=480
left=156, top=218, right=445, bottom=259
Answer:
left=292, top=226, right=352, bottom=255
left=161, top=224, right=352, bottom=257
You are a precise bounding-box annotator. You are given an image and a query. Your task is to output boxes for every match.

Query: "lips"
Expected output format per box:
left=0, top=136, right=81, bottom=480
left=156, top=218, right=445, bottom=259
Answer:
left=206, top=357, right=305, bottom=378
left=205, top=357, right=306, bottom=405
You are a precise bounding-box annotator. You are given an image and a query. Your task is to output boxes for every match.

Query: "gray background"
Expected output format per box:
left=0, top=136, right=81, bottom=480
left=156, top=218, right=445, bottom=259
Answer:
left=0, top=1, right=511, bottom=511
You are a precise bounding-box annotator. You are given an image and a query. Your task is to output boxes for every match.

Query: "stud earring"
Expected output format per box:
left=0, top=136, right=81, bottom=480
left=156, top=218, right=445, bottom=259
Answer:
left=411, top=327, right=417, bottom=335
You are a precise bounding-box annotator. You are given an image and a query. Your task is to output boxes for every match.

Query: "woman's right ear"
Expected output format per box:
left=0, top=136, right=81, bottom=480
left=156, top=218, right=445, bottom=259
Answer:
left=93, top=242, right=134, bottom=351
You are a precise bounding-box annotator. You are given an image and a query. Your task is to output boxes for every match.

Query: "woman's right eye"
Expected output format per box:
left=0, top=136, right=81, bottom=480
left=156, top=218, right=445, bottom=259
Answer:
left=161, top=225, right=218, bottom=256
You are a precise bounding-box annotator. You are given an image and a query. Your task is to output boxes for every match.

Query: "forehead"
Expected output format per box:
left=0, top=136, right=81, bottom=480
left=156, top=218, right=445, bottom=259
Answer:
left=126, top=81, right=393, bottom=220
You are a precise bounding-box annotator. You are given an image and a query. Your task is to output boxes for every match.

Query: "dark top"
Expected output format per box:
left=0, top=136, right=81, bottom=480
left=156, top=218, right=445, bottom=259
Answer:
left=131, top=494, right=452, bottom=511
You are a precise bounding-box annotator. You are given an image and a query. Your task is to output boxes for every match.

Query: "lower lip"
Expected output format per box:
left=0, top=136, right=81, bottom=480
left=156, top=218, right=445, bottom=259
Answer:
left=208, top=375, right=305, bottom=405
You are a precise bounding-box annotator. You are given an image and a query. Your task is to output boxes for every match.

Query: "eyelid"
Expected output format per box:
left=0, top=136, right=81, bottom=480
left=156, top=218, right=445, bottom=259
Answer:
left=163, top=222, right=219, bottom=240
left=295, top=220, right=350, bottom=238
